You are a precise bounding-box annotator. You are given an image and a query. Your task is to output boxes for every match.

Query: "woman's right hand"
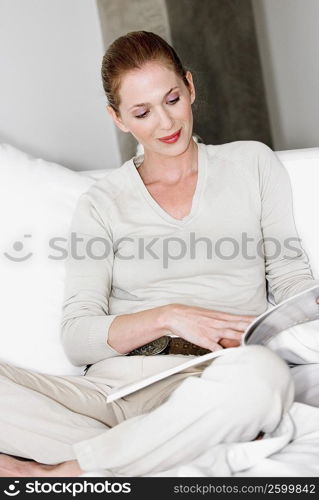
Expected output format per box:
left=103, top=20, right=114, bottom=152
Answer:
left=162, top=303, right=256, bottom=352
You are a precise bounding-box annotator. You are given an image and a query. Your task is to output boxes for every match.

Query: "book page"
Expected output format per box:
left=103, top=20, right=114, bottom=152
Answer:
left=106, top=348, right=233, bottom=403
left=243, top=284, right=319, bottom=346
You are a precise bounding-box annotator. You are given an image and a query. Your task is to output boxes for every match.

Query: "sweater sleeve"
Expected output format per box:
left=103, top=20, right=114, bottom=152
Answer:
left=60, top=192, right=123, bottom=366
left=256, top=142, right=319, bottom=304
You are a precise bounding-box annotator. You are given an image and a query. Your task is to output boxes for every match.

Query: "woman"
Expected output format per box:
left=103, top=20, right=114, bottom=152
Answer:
left=1, top=31, right=318, bottom=478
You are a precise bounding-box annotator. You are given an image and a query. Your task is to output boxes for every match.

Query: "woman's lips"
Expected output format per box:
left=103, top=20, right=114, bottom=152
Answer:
left=158, top=128, right=181, bottom=143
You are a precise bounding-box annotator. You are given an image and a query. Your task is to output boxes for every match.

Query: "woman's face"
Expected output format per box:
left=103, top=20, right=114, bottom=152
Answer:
left=108, top=61, right=196, bottom=157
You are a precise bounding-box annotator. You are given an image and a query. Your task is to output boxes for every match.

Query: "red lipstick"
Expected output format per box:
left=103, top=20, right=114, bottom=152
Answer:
left=158, top=128, right=181, bottom=144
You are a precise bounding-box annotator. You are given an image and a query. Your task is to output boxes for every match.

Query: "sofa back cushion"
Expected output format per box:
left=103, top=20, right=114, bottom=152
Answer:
left=0, top=144, right=110, bottom=375
left=276, top=148, right=319, bottom=279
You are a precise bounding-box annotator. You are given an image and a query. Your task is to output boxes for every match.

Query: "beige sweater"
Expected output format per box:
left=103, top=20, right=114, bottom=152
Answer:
left=61, top=141, right=319, bottom=366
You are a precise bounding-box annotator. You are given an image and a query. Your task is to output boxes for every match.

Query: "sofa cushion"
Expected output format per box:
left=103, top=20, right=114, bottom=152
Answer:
left=276, top=148, right=319, bottom=279
left=0, top=144, right=108, bottom=375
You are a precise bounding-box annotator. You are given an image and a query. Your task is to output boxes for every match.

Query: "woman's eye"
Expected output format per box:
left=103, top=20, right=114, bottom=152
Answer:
left=134, top=97, right=179, bottom=119
left=167, top=96, right=180, bottom=105
left=135, top=110, right=149, bottom=119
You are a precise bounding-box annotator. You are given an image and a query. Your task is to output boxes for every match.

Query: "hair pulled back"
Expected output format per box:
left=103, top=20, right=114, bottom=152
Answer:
left=101, top=31, right=189, bottom=114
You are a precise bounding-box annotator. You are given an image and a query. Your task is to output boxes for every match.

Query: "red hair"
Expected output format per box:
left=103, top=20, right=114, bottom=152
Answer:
left=101, top=31, right=190, bottom=113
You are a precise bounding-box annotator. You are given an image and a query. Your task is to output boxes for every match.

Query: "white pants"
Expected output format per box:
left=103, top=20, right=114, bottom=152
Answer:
left=267, top=320, right=319, bottom=406
left=0, top=345, right=293, bottom=474
left=73, top=345, right=294, bottom=476
left=75, top=321, right=319, bottom=476
left=1, top=321, right=319, bottom=476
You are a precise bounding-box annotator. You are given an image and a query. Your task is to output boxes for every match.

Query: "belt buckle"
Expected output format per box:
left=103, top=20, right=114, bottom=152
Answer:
left=128, top=336, right=170, bottom=355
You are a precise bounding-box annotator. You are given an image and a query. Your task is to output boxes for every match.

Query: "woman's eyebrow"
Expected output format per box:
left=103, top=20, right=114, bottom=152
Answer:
left=129, top=86, right=179, bottom=110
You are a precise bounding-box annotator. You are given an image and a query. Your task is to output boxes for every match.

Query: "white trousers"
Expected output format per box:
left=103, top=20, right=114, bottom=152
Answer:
left=73, top=345, right=294, bottom=476
left=0, top=321, right=319, bottom=476
left=267, top=319, right=319, bottom=406
left=0, top=345, right=293, bottom=473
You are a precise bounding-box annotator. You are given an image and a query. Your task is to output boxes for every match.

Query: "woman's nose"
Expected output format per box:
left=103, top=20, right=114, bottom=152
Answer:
left=157, top=108, right=173, bottom=130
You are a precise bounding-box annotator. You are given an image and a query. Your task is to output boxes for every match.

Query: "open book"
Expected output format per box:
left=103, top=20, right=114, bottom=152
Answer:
left=106, top=284, right=319, bottom=403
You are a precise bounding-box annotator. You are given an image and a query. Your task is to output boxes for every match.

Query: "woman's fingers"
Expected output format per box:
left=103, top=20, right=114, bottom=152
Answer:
left=210, top=319, right=252, bottom=332
left=168, top=304, right=257, bottom=351
left=194, top=336, right=224, bottom=352
left=201, top=309, right=256, bottom=322
left=213, top=344, right=224, bottom=351
left=204, top=342, right=223, bottom=351
left=219, top=338, right=241, bottom=348
left=213, top=329, right=243, bottom=340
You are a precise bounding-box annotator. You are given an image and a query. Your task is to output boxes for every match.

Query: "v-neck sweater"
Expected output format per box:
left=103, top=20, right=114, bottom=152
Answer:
left=61, top=141, right=319, bottom=365
left=129, top=141, right=207, bottom=226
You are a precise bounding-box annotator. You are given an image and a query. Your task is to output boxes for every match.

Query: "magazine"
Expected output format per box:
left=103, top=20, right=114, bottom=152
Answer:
left=106, top=284, right=319, bottom=403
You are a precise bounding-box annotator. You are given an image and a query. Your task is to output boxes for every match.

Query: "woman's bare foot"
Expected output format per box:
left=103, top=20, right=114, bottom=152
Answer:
left=46, top=460, right=84, bottom=477
left=0, top=454, right=83, bottom=477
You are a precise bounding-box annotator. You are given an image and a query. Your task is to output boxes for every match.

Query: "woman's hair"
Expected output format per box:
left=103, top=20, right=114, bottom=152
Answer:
left=101, top=30, right=190, bottom=114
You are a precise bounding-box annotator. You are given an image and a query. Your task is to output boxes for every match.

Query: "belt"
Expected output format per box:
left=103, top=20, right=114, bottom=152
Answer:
left=127, top=336, right=211, bottom=356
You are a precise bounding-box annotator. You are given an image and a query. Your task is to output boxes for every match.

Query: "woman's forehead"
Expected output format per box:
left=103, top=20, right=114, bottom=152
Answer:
left=118, top=63, right=181, bottom=106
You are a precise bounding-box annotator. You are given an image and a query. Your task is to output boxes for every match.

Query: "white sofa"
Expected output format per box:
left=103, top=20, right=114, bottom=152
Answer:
left=0, top=142, right=319, bottom=379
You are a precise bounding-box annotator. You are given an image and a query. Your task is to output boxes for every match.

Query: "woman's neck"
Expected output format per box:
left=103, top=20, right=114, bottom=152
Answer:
left=137, top=139, right=198, bottom=186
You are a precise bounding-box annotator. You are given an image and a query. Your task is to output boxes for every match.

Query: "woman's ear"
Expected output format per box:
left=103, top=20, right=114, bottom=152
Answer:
left=185, top=71, right=196, bottom=105
left=106, top=106, right=130, bottom=133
